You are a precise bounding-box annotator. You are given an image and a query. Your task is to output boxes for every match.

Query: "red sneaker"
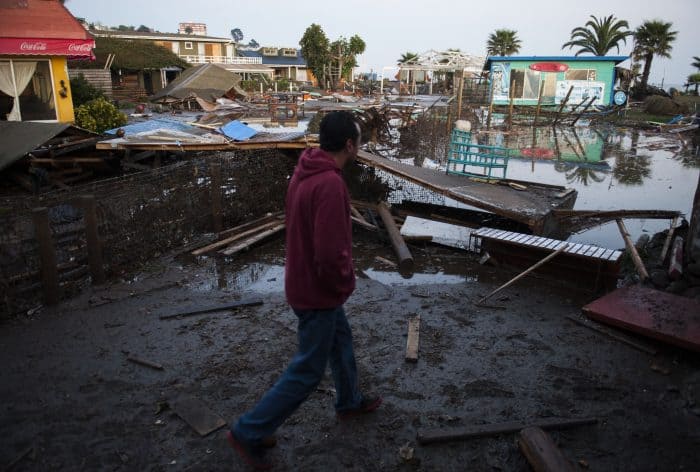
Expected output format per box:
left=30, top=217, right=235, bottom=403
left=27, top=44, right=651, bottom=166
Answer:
left=337, top=396, right=383, bottom=420
left=226, top=430, right=273, bottom=470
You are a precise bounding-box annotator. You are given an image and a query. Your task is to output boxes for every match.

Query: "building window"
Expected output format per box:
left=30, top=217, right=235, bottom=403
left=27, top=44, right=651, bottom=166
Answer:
left=0, top=59, right=56, bottom=121
left=184, top=42, right=193, bottom=50
left=262, top=47, right=278, bottom=56
left=566, top=69, right=595, bottom=81
left=281, top=48, right=297, bottom=57
left=510, top=69, right=541, bottom=99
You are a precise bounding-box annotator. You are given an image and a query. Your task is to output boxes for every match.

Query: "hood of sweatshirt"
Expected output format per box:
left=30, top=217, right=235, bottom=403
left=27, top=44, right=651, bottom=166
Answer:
left=295, top=147, right=339, bottom=180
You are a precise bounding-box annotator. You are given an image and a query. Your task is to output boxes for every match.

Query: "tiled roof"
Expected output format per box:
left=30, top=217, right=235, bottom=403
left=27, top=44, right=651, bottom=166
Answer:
left=0, top=0, right=91, bottom=40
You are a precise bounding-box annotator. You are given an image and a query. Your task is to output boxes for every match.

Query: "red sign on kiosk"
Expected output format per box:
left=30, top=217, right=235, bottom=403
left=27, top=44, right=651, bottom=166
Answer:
left=0, top=38, right=95, bottom=57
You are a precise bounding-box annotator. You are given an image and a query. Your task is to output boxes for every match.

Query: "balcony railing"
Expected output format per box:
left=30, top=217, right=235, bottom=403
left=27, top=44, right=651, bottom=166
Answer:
left=179, top=55, right=262, bottom=65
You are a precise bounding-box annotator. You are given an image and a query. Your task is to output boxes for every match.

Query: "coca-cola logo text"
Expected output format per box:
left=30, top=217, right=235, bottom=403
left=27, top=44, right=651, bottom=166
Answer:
left=68, top=43, right=93, bottom=52
left=20, top=42, right=47, bottom=51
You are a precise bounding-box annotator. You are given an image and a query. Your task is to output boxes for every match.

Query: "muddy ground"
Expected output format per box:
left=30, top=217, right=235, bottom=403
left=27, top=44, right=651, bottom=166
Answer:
left=1, top=232, right=699, bottom=471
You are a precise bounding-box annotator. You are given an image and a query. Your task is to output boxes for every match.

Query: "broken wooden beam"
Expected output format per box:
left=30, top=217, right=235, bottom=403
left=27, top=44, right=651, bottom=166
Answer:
left=616, top=219, right=649, bottom=282
left=32, top=207, right=60, bottom=305
left=192, top=220, right=283, bottom=256
left=376, top=201, right=414, bottom=271
left=405, top=315, right=420, bottom=363
left=476, top=244, right=568, bottom=306
left=218, top=223, right=285, bottom=256
left=518, top=427, right=575, bottom=472
left=417, top=417, right=597, bottom=445
left=659, top=216, right=680, bottom=264
left=159, top=299, right=263, bottom=320
left=127, top=354, right=164, bottom=370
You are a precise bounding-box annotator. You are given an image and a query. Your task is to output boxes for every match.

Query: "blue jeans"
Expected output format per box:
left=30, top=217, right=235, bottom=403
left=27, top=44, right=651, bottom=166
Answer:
left=233, top=305, right=363, bottom=444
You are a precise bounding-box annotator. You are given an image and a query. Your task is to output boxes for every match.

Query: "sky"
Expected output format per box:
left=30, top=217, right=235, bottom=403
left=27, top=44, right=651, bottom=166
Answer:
left=65, top=0, right=699, bottom=88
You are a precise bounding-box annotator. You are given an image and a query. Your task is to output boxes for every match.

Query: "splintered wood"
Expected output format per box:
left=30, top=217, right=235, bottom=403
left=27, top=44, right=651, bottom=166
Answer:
left=405, top=315, right=420, bottom=363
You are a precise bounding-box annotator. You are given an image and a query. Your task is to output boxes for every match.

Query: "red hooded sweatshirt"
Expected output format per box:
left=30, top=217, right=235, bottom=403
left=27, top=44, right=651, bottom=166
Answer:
left=284, top=147, right=355, bottom=310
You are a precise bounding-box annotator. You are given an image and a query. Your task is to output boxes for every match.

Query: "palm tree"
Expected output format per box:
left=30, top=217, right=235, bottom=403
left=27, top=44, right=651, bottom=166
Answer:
left=397, top=52, right=419, bottom=65
left=486, top=29, right=521, bottom=56
left=398, top=52, right=419, bottom=90
left=691, top=56, right=700, bottom=71
left=562, top=15, right=631, bottom=56
left=633, top=20, right=677, bottom=93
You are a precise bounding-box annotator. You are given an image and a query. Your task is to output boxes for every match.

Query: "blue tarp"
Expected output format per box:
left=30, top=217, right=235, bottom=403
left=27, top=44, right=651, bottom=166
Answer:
left=219, top=120, right=257, bottom=141
left=105, top=119, right=197, bottom=135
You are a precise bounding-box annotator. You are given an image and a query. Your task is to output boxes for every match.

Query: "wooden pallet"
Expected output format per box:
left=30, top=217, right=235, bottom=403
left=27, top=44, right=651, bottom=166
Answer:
left=473, top=227, right=622, bottom=291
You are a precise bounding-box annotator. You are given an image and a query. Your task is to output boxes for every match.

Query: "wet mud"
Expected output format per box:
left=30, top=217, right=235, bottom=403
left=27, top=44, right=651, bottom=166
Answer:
left=1, top=233, right=699, bottom=471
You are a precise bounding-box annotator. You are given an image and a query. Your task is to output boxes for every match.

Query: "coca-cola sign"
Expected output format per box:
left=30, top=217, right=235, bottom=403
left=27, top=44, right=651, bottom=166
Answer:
left=0, top=38, right=94, bottom=57
left=20, top=41, right=47, bottom=51
left=68, top=43, right=92, bottom=53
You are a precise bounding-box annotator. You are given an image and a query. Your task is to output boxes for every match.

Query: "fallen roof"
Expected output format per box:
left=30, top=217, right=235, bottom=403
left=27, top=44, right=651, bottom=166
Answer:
left=150, top=63, right=243, bottom=102
left=0, top=121, right=70, bottom=171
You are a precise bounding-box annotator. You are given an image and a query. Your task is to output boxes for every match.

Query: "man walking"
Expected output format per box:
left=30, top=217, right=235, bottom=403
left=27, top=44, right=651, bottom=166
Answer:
left=227, top=111, right=382, bottom=470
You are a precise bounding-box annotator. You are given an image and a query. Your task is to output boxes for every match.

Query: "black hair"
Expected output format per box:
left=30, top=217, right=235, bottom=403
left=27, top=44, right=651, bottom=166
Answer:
left=319, top=111, right=360, bottom=152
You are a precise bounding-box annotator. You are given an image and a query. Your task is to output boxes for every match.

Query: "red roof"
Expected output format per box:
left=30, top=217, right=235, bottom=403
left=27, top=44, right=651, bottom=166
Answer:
left=0, top=0, right=92, bottom=40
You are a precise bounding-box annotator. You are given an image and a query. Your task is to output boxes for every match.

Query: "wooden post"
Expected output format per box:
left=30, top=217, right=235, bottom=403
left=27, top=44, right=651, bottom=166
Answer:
left=570, top=96, right=596, bottom=126
left=486, top=81, right=495, bottom=130
left=533, top=80, right=545, bottom=127
left=81, top=195, right=105, bottom=284
left=552, top=86, right=573, bottom=126
left=32, top=207, right=59, bottom=305
left=376, top=201, right=414, bottom=271
left=507, top=86, right=515, bottom=129
left=616, top=219, right=649, bottom=281
left=210, top=162, right=223, bottom=233
left=456, top=69, right=465, bottom=121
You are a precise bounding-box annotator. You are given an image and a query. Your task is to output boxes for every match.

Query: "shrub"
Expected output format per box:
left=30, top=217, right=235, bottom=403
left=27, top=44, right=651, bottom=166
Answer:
left=69, top=74, right=105, bottom=108
left=75, top=97, right=127, bottom=133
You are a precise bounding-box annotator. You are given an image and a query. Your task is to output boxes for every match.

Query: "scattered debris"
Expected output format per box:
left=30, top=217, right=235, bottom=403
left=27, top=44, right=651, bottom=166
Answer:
left=169, top=395, right=226, bottom=437
left=126, top=354, right=164, bottom=371
left=398, top=442, right=415, bottom=461
left=405, top=315, right=420, bottom=363
left=565, top=315, right=658, bottom=356
left=518, top=426, right=575, bottom=472
left=159, top=299, right=263, bottom=320
left=417, top=417, right=598, bottom=445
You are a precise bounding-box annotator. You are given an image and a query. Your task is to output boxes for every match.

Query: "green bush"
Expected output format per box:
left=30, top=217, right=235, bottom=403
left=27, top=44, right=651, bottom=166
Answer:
left=75, top=97, right=127, bottom=133
left=69, top=74, right=105, bottom=108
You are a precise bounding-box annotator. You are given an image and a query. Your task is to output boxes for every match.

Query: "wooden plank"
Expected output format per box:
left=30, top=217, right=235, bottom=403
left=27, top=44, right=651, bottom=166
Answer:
left=217, top=212, right=284, bottom=239
left=417, top=417, right=598, bottom=445
left=591, top=247, right=607, bottom=259
left=159, top=299, right=263, bottom=320
left=476, top=244, right=569, bottom=306
left=405, top=315, right=420, bottom=363
left=170, top=395, right=226, bottom=437
left=81, top=195, right=105, bottom=285
left=608, top=250, right=623, bottom=262
left=600, top=248, right=615, bottom=260
left=32, top=208, right=60, bottom=305
left=518, top=427, right=576, bottom=472
left=575, top=244, right=591, bottom=255
left=219, top=223, right=286, bottom=256
left=566, top=243, right=583, bottom=255
left=192, top=220, right=282, bottom=256
left=127, top=354, right=164, bottom=370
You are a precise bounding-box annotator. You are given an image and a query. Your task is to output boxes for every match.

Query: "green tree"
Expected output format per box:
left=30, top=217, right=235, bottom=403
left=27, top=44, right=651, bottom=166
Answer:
left=300, top=24, right=330, bottom=87
left=633, top=20, right=677, bottom=93
left=136, top=25, right=151, bottom=33
left=231, top=28, right=243, bottom=44
left=692, top=56, right=700, bottom=71
left=486, top=29, right=522, bottom=56
left=562, top=15, right=631, bottom=56
left=329, top=35, right=366, bottom=84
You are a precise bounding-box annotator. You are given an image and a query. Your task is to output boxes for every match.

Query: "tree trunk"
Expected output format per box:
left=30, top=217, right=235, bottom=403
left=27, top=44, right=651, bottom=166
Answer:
left=640, top=53, right=653, bottom=93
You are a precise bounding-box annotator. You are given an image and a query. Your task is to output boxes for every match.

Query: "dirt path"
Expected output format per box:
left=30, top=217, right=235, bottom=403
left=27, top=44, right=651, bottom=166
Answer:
left=1, top=235, right=699, bottom=471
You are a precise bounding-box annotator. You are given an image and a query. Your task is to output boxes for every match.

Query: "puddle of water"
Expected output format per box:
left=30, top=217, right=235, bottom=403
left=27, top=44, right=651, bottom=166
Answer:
left=403, top=126, right=699, bottom=248
left=181, top=239, right=481, bottom=293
